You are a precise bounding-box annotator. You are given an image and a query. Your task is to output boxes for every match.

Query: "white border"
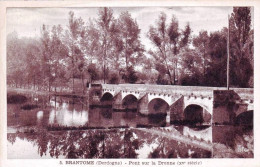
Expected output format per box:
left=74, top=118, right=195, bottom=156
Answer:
left=1, top=1, right=259, bottom=167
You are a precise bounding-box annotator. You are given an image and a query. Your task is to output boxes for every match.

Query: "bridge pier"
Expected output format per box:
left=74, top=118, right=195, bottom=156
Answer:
left=137, top=94, right=149, bottom=115
left=169, top=96, right=184, bottom=124
left=112, top=91, right=125, bottom=110
left=213, top=90, right=242, bottom=125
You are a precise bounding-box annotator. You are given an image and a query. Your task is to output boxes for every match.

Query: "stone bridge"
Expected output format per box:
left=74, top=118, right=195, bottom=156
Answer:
left=92, top=84, right=253, bottom=125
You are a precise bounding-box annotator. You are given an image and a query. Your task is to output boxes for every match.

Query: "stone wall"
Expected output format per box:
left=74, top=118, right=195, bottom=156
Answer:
left=170, top=96, right=184, bottom=124
left=100, top=84, right=253, bottom=125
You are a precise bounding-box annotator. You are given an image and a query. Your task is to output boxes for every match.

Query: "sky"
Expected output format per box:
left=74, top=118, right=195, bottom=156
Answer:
left=7, top=7, right=233, bottom=51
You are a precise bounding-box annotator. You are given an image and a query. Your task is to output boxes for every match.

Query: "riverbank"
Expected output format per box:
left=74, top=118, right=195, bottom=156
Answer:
left=7, top=87, right=88, bottom=98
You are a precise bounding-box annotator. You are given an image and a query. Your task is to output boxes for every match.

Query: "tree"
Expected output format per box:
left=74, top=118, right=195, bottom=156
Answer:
left=193, top=30, right=210, bottom=81
left=155, top=63, right=170, bottom=85
left=50, top=25, right=68, bottom=92
left=118, top=11, right=144, bottom=70
left=148, top=13, right=191, bottom=85
left=205, top=29, right=228, bottom=87
left=179, top=48, right=203, bottom=86
left=24, top=39, right=42, bottom=90
left=229, top=7, right=253, bottom=87
left=80, top=19, right=103, bottom=87
left=139, top=56, right=157, bottom=84
left=148, top=13, right=173, bottom=84
left=87, top=63, right=100, bottom=83
left=122, top=66, right=138, bottom=83
left=7, top=32, right=27, bottom=88
left=64, top=11, right=85, bottom=92
left=97, top=7, right=116, bottom=83
left=80, top=19, right=100, bottom=65
left=40, top=24, right=53, bottom=91
left=167, top=16, right=191, bottom=84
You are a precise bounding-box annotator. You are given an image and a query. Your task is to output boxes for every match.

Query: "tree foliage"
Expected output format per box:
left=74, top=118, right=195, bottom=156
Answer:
left=7, top=7, right=254, bottom=90
left=229, top=7, right=253, bottom=87
left=148, top=12, right=191, bottom=85
left=118, top=11, right=144, bottom=69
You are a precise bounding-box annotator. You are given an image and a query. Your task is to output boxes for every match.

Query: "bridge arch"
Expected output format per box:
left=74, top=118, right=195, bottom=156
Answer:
left=100, top=92, right=113, bottom=100
left=184, top=97, right=213, bottom=115
left=148, top=98, right=169, bottom=115
left=102, top=89, right=118, bottom=97
left=122, top=94, right=138, bottom=110
left=184, top=104, right=211, bottom=125
left=235, top=110, right=253, bottom=126
left=100, top=92, right=113, bottom=106
left=122, top=92, right=140, bottom=100
left=148, top=94, right=173, bottom=106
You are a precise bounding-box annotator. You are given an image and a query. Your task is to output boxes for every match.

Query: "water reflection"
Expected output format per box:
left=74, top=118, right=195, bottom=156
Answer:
left=7, top=92, right=253, bottom=158
left=183, top=126, right=212, bottom=142
left=7, top=129, right=211, bottom=159
left=37, top=111, right=44, bottom=124
left=212, top=125, right=253, bottom=158
left=48, top=108, right=88, bottom=127
left=8, top=135, right=57, bottom=159
left=7, top=93, right=166, bottom=129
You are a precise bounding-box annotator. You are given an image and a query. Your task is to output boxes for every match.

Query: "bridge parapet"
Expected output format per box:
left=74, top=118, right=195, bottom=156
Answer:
left=101, top=84, right=216, bottom=99
left=102, top=88, right=120, bottom=97
left=230, top=88, right=253, bottom=101
left=101, top=84, right=253, bottom=101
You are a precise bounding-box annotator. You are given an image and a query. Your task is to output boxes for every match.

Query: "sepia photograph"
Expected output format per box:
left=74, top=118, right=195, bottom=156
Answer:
left=3, top=3, right=256, bottom=164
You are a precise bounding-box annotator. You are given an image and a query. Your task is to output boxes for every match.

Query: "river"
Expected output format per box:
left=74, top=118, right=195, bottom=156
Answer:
left=7, top=89, right=253, bottom=158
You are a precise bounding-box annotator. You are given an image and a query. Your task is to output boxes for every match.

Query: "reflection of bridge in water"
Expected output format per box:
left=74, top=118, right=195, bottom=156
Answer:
left=138, top=127, right=212, bottom=151
left=90, top=84, right=253, bottom=126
